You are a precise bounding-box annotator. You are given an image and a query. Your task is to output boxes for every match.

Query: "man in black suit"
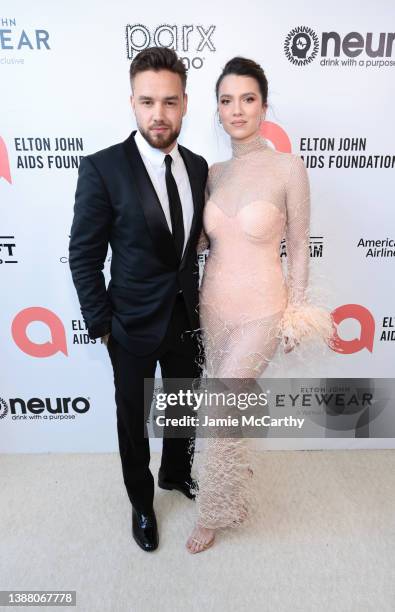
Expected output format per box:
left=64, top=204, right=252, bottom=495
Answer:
left=69, top=47, right=208, bottom=552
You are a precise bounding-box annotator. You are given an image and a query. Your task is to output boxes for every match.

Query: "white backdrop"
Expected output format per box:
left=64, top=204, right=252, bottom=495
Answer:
left=1, top=0, right=394, bottom=452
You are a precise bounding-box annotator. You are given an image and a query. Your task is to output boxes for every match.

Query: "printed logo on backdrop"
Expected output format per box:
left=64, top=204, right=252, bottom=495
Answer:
left=0, top=137, right=12, bottom=183
left=260, top=123, right=395, bottom=173
left=331, top=304, right=375, bottom=354
left=12, top=307, right=68, bottom=357
left=0, top=397, right=8, bottom=419
left=280, top=236, right=324, bottom=259
left=380, top=317, right=395, bottom=342
left=0, top=396, right=91, bottom=421
left=0, top=17, right=50, bottom=65
left=0, top=235, right=17, bottom=263
left=1, top=136, right=85, bottom=175
left=125, top=24, right=216, bottom=70
left=357, top=238, right=395, bottom=258
left=284, top=26, right=319, bottom=66
left=310, top=304, right=395, bottom=355
left=12, top=304, right=392, bottom=358
left=299, top=137, right=395, bottom=170
left=70, top=319, right=99, bottom=345
left=330, top=305, right=395, bottom=352
left=260, top=121, right=292, bottom=153
left=285, top=26, right=395, bottom=69
left=12, top=307, right=101, bottom=357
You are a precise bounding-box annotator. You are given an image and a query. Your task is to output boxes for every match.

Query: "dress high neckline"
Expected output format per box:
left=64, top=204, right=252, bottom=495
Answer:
left=231, top=134, right=268, bottom=159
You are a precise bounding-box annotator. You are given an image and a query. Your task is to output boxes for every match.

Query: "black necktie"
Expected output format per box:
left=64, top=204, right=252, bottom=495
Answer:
left=164, top=154, right=184, bottom=261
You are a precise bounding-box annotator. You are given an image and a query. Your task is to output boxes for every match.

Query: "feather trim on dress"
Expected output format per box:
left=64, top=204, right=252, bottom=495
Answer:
left=277, top=302, right=335, bottom=349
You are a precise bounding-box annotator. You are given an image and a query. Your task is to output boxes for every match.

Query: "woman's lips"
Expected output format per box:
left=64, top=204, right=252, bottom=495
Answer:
left=231, top=121, right=247, bottom=126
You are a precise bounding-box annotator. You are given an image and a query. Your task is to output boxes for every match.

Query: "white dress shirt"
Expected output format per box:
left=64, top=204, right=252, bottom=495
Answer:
left=134, top=130, right=194, bottom=256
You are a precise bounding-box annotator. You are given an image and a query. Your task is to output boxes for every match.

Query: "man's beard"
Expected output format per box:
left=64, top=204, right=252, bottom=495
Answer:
left=139, top=123, right=181, bottom=150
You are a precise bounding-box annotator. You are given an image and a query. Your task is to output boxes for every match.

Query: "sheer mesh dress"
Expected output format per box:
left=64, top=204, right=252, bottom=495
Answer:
left=195, top=134, right=333, bottom=530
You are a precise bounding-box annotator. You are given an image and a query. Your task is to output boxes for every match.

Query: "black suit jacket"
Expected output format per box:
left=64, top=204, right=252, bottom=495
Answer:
left=69, top=130, right=208, bottom=356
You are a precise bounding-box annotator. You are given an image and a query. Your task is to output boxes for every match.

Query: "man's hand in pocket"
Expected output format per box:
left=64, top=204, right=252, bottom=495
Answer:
left=101, top=333, right=110, bottom=346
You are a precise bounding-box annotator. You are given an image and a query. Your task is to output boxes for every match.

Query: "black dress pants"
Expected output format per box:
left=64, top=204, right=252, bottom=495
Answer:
left=106, top=293, right=201, bottom=514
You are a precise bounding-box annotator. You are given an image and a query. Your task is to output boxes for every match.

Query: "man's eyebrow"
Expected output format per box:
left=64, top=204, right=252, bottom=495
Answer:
left=137, top=95, right=180, bottom=101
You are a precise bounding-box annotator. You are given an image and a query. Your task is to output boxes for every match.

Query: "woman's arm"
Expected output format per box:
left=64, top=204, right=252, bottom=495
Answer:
left=279, top=155, right=333, bottom=351
left=197, top=163, right=218, bottom=254
left=285, top=155, right=311, bottom=306
left=196, top=177, right=210, bottom=253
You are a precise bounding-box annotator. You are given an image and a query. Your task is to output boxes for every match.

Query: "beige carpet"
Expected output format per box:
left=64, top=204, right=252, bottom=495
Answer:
left=1, top=450, right=394, bottom=612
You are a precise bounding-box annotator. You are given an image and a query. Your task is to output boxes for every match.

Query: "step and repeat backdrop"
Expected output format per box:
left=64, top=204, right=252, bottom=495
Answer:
left=1, top=1, right=394, bottom=452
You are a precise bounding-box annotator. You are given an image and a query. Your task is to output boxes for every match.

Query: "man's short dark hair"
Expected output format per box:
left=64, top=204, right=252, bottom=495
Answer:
left=129, top=47, right=187, bottom=91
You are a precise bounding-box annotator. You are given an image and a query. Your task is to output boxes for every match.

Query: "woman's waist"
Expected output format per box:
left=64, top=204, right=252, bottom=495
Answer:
left=200, top=270, right=287, bottom=298
left=203, top=257, right=283, bottom=280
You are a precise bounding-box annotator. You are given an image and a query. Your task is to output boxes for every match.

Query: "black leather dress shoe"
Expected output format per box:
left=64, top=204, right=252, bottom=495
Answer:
left=132, top=507, right=159, bottom=552
left=158, top=474, right=198, bottom=500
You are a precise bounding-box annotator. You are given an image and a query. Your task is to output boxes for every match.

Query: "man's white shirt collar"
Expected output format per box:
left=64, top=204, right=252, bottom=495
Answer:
left=134, top=130, right=180, bottom=168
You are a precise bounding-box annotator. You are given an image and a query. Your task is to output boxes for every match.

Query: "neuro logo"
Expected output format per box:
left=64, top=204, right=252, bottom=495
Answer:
left=0, top=137, right=12, bottom=184
left=285, top=27, right=395, bottom=68
left=260, top=121, right=292, bottom=153
left=0, top=397, right=8, bottom=419
left=12, top=307, right=68, bottom=357
left=330, top=304, right=375, bottom=354
left=284, top=26, right=319, bottom=66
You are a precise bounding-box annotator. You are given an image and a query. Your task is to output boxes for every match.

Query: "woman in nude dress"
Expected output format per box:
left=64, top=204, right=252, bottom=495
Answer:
left=186, top=57, right=333, bottom=553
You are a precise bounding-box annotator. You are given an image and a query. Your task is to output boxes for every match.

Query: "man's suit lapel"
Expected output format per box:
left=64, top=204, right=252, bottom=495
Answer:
left=123, top=131, right=203, bottom=270
left=122, top=131, right=178, bottom=268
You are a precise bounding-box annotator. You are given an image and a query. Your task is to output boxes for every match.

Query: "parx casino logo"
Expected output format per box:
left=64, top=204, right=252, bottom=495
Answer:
left=125, top=23, right=216, bottom=70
